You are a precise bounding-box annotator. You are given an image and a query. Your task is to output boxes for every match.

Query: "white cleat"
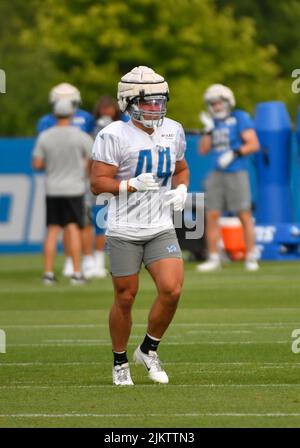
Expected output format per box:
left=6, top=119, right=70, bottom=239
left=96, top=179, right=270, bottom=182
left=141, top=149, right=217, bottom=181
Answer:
left=112, top=363, right=134, bottom=386
left=82, top=257, right=97, bottom=279
left=42, top=273, right=57, bottom=286
left=196, top=259, right=221, bottom=272
left=94, top=268, right=108, bottom=279
left=245, top=259, right=260, bottom=271
left=133, top=346, right=169, bottom=384
left=70, top=273, right=87, bottom=285
left=82, top=265, right=97, bottom=279
left=62, top=258, right=74, bottom=277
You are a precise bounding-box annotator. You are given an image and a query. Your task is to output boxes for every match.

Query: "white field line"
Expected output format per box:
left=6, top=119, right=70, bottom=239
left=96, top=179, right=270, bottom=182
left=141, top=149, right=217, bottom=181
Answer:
left=6, top=340, right=290, bottom=347
left=42, top=336, right=183, bottom=342
left=1, top=284, right=300, bottom=292
left=186, top=330, right=252, bottom=334
left=1, top=413, right=300, bottom=418
left=1, top=362, right=300, bottom=368
left=2, top=326, right=254, bottom=335
left=2, top=323, right=299, bottom=329
left=0, top=384, right=300, bottom=390
left=0, top=287, right=112, bottom=293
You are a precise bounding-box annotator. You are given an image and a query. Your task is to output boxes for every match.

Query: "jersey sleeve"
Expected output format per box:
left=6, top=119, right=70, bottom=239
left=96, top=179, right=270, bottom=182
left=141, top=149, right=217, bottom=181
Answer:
left=92, top=132, right=122, bottom=167
left=176, top=124, right=187, bottom=161
left=32, top=134, right=45, bottom=160
left=237, top=111, right=254, bottom=133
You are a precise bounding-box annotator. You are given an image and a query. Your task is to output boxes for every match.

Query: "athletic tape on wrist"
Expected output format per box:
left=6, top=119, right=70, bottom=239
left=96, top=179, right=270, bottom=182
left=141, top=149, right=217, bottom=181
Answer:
left=119, top=180, right=136, bottom=194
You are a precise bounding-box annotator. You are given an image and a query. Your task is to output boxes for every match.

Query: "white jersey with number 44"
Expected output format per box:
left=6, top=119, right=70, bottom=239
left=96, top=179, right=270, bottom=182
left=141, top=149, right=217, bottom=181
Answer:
left=92, top=118, right=186, bottom=240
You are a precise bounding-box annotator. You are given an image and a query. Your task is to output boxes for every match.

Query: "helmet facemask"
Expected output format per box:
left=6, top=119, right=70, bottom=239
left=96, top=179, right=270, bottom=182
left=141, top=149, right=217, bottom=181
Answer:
left=129, top=95, right=168, bottom=129
left=207, top=98, right=231, bottom=120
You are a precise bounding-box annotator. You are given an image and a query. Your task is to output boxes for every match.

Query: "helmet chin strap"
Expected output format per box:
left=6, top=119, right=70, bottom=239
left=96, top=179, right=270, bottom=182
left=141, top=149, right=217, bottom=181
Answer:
left=130, top=106, right=164, bottom=129
left=140, top=117, right=162, bottom=129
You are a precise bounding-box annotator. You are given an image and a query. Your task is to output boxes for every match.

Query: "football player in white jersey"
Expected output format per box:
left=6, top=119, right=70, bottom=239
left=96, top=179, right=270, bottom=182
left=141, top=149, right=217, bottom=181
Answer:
left=91, top=66, right=189, bottom=386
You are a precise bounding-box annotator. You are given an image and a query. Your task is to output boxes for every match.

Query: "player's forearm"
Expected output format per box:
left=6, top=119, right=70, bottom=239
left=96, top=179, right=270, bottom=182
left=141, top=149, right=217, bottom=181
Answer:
left=199, top=134, right=212, bottom=155
left=239, top=141, right=260, bottom=156
left=239, top=130, right=260, bottom=155
left=90, top=176, right=120, bottom=195
left=172, top=167, right=189, bottom=189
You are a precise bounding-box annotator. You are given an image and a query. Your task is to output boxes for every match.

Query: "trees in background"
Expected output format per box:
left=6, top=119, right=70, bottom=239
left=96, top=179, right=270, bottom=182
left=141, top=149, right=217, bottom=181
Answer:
left=0, top=0, right=58, bottom=135
left=216, top=0, right=300, bottom=77
left=0, top=0, right=295, bottom=135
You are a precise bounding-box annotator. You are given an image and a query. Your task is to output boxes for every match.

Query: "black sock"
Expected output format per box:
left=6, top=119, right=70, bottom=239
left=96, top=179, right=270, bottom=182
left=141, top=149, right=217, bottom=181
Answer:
left=113, top=351, right=128, bottom=366
left=140, top=333, right=161, bottom=354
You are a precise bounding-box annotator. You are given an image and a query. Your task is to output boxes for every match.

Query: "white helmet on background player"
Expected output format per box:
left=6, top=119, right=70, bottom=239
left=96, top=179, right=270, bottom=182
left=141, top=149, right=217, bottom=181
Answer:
left=53, top=99, right=76, bottom=118
left=49, top=83, right=81, bottom=107
left=204, top=84, right=235, bottom=119
left=117, top=66, right=169, bottom=129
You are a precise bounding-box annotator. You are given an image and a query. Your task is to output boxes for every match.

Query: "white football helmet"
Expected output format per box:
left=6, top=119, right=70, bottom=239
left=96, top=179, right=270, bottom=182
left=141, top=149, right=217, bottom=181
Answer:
left=117, top=66, right=169, bottom=129
left=204, top=84, right=235, bottom=119
left=49, top=83, right=81, bottom=107
left=53, top=99, right=75, bottom=118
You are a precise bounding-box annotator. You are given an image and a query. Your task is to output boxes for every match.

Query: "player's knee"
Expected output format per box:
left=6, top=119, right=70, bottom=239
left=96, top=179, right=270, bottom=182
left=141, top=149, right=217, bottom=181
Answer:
left=239, top=211, right=252, bottom=225
left=160, top=283, right=182, bottom=305
left=115, top=288, right=136, bottom=311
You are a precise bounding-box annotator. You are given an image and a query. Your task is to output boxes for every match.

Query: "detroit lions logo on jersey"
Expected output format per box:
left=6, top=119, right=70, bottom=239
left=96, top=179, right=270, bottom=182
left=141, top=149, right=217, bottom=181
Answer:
left=166, top=244, right=178, bottom=253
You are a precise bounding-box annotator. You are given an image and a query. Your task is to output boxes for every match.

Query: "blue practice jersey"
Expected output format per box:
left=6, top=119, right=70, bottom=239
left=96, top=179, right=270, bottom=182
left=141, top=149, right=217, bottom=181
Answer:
left=211, top=109, right=254, bottom=173
left=37, top=108, right=95, bottom=134
left=121, top=113, right=130, bottom=123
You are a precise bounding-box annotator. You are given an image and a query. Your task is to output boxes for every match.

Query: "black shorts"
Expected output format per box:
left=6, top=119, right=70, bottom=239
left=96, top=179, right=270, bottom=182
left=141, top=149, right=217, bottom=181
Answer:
left=46, top=196, right=84, bottom=229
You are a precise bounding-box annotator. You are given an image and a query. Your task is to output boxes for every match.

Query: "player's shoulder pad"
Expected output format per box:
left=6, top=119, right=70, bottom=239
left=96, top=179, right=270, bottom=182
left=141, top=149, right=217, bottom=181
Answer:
left=161, top=117, right=185, bottom=133
left=232, top=109, right=252, bottom=120
left=37, top=114, right=55, bottom=132
left=97, top=120, right=128, bottom=140
left=76, top=108, right=93, bottom=119
left=38, top=113, right=51, bottom=123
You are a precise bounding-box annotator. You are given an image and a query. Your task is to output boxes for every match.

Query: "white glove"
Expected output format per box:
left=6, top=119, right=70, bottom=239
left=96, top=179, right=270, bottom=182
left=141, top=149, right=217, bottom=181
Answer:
left=199, top=112, right=214, bottom=133
left=218, top=150, right=240, bottom=169
left=119, top=173, right=159, bottom=193
left=164, top=184, right=187, bottom=211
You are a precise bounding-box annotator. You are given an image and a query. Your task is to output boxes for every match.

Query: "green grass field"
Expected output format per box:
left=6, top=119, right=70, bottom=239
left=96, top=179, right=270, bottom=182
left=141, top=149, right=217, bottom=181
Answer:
left=0, top=254, right=300, bottom=428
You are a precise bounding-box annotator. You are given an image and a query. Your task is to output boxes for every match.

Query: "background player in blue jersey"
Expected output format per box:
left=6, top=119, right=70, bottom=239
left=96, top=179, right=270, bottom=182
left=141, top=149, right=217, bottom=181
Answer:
left=196, top=84, right=260, bottom=272
left=37, top=83, right=95, bottom=134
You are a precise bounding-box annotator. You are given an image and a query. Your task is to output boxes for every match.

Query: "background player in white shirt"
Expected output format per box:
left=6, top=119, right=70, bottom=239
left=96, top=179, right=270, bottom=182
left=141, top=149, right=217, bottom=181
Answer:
left=91, top=66, right=189, bottom=386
